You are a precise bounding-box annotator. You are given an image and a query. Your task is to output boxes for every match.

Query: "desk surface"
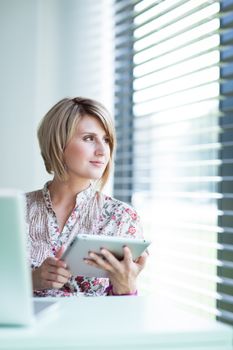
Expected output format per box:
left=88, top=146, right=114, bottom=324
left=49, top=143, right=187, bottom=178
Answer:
left=0, top=296, right=232, bottom=350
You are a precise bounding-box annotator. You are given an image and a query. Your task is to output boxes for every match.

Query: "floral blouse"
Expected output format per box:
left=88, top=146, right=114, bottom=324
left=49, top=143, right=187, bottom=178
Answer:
left=25, top=182, right=143, bottom=297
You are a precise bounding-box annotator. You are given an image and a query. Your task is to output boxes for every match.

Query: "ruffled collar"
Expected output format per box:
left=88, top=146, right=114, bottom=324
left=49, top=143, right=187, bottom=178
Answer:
left=42, top=181, right=96, bottom=211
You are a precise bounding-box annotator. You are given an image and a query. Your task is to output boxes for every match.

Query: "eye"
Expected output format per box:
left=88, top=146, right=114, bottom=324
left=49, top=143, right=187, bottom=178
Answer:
left=83, top=135, right=94, bottom=142
left=104, top=136, right=110, bottom=144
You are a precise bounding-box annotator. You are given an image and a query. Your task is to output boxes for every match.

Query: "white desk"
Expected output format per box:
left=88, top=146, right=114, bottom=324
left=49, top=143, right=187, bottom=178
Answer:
left=0, top=296, right=232, bottom=350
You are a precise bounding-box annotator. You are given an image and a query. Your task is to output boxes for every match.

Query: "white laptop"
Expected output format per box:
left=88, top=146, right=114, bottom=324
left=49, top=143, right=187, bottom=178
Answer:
left=0, top=189, right=58, bottom=326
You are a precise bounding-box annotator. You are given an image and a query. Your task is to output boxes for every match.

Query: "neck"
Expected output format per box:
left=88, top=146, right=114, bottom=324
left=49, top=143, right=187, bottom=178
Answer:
left=48, top=177, right=91, bottom=206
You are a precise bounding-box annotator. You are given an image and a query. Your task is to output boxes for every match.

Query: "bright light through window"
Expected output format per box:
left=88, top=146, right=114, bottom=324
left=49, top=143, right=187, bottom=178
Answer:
left=132, top=1, right=221, bottom=318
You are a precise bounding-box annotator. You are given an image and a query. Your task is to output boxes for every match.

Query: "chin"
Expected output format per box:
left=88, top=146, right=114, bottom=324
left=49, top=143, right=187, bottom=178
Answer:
left=84, top=171, right=104, bottom=181
left=91, top=174, right=104, bottom=181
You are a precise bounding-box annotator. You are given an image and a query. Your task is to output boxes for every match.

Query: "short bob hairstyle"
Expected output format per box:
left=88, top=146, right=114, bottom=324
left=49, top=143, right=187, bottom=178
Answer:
left=37, top=97, right=116, bottom=189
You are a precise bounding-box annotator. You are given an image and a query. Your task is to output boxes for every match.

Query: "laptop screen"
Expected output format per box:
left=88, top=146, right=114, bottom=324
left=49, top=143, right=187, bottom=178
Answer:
left=0, top=189, right=34, bottom=326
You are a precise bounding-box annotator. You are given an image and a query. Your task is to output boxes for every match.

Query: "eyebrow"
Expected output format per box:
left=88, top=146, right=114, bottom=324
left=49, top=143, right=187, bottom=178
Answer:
left=79, top=132, right=107, bottom=136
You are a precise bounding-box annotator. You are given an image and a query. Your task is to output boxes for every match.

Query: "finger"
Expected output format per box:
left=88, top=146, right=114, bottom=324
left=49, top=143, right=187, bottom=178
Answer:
left=99, top=249, right=122, bottom=270
left=84, top=256, right=113, bottom=273
left=123, top=246, right=133, bottom=265
left=47, top=272, right=68, bottom=284
left=46, top=257, right=67, bottom=269
left=84, top=258, right=100, bottom=269
left=47, top=266, right=71, bottom=279
left=43, top=280, right=66, bottom=289
left=135, top=252, right=148, bottom=269
left=87, top=252, right=115, bottom=272
left=84, top=254, right=117, bottom=271
left=55, top=245, right=65, bottom=259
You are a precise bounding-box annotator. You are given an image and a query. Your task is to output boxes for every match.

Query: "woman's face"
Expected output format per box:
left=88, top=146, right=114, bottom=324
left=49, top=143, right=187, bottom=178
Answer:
left=63, top=114, right=111, bottom=184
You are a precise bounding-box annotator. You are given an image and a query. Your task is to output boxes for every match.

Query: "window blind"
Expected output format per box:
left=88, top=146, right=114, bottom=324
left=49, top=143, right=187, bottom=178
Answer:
left=114, top=0, right=135, bottom=203
left=217, top=0, right=233, bottom=325
left=114, top=0, right=233, bottom=325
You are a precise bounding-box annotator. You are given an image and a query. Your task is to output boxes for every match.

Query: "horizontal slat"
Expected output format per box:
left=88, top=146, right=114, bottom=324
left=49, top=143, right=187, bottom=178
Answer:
left=133, top=50, right=219, bottom=84
left=153, top=264, right=233, bottom=287
left=134, top=9, right=219, bottom=45
left=134, top=117, right=220, bottom=134
left=133, top=99, right=220, bottom=121
left=221, top=11, right=233, bottom=28
left=134, top=0, right=184, bottom=23
left=217, top=310, right=233, bottom=324
left=151, top=248, right=233, bottom=268
left=134, top=59, right=219, bottom=93
left=134, top=67, right=219, bottom=104
left=154, top=280, right=233, bottom=305
left=220, top=210, right=233, bottom=216
left=115, top=35, right=134, bottom=48
left=115, top=47, right=134, bottom=60
left=221, top=0, right=233, bottom=11
left=132, top=176, right=233, bottom=183
left=115, top=1, right=134, bottom=20
left=134, top=33, right=219, bottom=66
left=221, top=62, right=233, bottom=78
left=134, top=11, right=219, bottom=53
left=134, top=87, right=219, bottom=116
left=134, top=1, right=219, bottom=38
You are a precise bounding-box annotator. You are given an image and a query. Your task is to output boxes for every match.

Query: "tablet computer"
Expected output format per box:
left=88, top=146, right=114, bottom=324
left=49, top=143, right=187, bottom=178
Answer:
left=62, top=234, right=151, bottom=278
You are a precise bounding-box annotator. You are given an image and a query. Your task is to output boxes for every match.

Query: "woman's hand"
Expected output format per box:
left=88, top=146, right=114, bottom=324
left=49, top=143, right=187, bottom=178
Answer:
left=32, top=246, right=71, bottom=290
left=85, top=246, right=148, bottom=295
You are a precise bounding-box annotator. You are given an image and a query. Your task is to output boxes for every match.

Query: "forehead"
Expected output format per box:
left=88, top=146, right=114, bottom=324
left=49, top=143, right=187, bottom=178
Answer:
left=76, top=114, right=107, bottom=133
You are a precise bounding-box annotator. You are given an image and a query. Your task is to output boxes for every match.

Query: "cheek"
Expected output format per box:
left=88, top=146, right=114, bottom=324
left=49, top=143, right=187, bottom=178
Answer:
left=64, top=143, right=88, bottom=163
left=105, top=144, right=111, bottom=157
left=106, top=149, right=111, bottom=162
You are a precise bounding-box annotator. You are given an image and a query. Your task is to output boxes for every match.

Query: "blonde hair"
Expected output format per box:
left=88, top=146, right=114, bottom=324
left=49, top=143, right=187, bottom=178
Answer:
left=37, top=97, right=116, bottom=189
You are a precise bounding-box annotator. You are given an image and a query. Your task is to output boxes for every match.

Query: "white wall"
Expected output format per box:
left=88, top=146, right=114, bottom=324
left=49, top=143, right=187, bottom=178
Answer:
left=0, top=0, right=114, bottom=192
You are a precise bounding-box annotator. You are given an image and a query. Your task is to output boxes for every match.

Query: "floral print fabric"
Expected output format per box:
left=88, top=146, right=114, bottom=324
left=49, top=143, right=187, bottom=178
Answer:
left=25, top=182, right=143, bottom=297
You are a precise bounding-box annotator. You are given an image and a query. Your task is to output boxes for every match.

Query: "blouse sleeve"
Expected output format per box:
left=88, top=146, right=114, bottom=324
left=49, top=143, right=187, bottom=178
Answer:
left=117, top=204, right=143, bottom=239
left=100, top=198, right=144, bottom=239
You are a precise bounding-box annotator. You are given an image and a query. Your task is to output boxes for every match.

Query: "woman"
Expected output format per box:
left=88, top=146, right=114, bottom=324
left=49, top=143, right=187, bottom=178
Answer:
left=26, top=97, right=148, bottom=297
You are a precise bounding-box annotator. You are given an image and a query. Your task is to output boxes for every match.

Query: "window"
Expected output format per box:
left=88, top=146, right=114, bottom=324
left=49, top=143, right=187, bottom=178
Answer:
left=114, top=0, right=233, bottom=325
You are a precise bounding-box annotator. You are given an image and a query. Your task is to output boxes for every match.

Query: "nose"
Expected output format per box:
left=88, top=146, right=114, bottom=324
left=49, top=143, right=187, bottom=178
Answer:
left=95, top=139, right=106, bottom=156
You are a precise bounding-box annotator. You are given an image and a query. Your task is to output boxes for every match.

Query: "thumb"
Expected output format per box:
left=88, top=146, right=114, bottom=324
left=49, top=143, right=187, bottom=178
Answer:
left=136, top=251, right=148, bottom=269
left=55, top=245, right=65, bottom=259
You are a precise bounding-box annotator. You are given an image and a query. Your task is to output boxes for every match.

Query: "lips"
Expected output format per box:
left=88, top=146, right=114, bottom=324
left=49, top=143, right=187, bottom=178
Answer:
left=90, top=161, right=105, bottom=167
